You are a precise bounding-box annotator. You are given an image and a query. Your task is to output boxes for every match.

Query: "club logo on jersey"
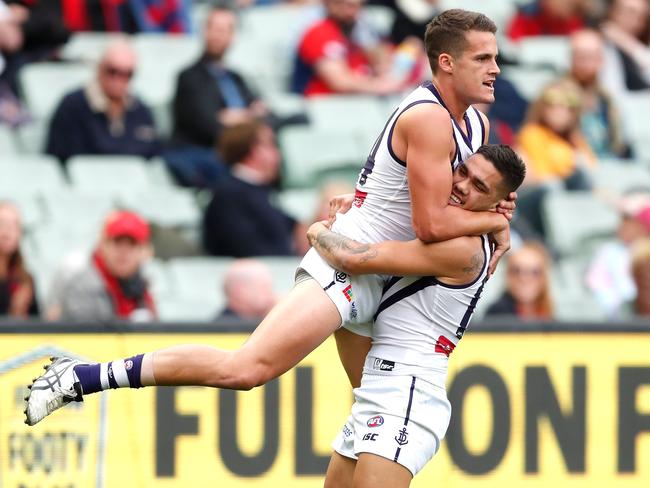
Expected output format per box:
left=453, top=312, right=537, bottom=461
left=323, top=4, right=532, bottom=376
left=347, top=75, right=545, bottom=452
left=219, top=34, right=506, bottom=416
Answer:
left=367, top=415, right=384, bottom=428
left=395, top=427, right=409, bottom=446
left=435, top=335, right=456, bottom=357
left=342, top=285, right=354, bottom=302
left=107, top=364, right=114, bottom=378
left=353, top=189, right=368, bottom=208
left=125, top=360, right=133, bottom=371
left=335, top=271, right=348, bottom=283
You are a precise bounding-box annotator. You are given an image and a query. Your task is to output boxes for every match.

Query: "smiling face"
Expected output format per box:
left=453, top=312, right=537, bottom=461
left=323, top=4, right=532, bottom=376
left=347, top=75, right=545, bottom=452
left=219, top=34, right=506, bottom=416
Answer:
left=448, top=30, right=500, bottom=105
left=448, top=153, right=507, bottom=211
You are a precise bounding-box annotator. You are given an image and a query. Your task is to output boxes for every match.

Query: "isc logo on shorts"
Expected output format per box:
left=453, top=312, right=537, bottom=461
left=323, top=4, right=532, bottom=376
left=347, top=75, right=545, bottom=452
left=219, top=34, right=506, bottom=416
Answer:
left=367, top=415, right=384, bottom=428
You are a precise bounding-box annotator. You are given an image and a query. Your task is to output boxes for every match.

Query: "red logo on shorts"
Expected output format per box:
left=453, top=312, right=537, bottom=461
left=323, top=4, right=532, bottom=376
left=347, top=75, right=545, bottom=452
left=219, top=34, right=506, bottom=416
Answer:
left=435, top=335, right=456, bottom=357
left=353, top=189, right=368, bottom=208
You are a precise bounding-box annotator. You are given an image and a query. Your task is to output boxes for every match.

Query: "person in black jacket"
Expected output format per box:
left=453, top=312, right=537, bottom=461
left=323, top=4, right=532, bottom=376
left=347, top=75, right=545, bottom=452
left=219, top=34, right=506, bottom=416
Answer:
left=203, top=120, right=307, bottom=258
left=166, top=5, right=271, bottom=188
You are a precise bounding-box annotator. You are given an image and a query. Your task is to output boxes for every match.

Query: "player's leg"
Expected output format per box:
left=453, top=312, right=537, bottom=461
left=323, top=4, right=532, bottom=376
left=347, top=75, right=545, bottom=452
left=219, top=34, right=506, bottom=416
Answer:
left=334, top=327, right=371, bottom=388
left=147, top=278, right=341, bottom=389
left=323, top=452, right=357, bottom=488
left=25, top=279, right=342, bottom=425
left=352, top=453, right=412, bottom=488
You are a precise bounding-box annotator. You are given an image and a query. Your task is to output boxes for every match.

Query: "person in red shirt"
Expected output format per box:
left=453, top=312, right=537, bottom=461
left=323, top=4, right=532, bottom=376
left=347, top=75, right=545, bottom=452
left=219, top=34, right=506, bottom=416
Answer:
left=292, top=0, right=403, bottom=96
left=507, top=0, right=586, bottom=41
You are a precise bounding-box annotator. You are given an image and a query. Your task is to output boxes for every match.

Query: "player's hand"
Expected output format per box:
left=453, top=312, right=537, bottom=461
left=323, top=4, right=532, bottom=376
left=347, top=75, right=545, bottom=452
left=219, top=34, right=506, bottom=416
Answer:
left=307, top=220, right=330, bottom=247
left=495, top=191, right=517, bottom=222
left=488, top=220, right=510, bottom=276
left=328, top=193, right=355, bottom=226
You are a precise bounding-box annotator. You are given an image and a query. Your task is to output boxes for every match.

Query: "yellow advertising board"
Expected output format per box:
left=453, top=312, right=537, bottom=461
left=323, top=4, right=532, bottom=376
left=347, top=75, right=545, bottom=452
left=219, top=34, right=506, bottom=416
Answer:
left=1, top=330, right=649, bottom=488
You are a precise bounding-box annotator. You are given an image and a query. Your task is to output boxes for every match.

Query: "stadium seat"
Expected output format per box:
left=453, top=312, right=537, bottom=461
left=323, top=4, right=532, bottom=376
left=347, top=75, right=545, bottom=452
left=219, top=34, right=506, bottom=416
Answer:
left=618, top=93, right=650, bottom=146
left=516, top=36, right=571, bottom=72
left=67, top=155, right=153, bottom=197
left=3, top=194, right=45, bottom=231
left=0, top=156, right=67, bottom=196
left=156, top=296, right=223, bottom=322
left=41, top=192, right=115, bottom=228
left=501, top=66, right=557, bottom=100
left=591, top=159, right=650, bottom=196
left=60, top=32, right=124, bottom=63
left=542, top=191, right=619, bottom=257
left=19, top=62, right=93, bottom=121
left=256, top=256, right=302, bottom=296
left=275, top=188, right=320, bottom=224
left=439, top=0, right=517, bottom=31
left=147, top=157, right=177, bottom=190
left=142, top=259, right=175, bottom=305
left=167, top=256, right=233, bottom=306
left=118, top=189, right=201, bottom=228
left=279, top=126, right=365, bottom=187
left=306, top=95, right=387, bottom=135
left=13, top=121, right=48, bottom=154
left=362, top=5, right=396, bottom=37
left=0, top=125, right=18, bottom=154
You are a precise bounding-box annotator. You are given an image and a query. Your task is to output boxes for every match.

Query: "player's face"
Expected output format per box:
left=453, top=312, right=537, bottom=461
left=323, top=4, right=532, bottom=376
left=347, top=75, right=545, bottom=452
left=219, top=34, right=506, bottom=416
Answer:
left=449, top=154, right=505, bottom=211
left=451, top=30, right=499, bottom=104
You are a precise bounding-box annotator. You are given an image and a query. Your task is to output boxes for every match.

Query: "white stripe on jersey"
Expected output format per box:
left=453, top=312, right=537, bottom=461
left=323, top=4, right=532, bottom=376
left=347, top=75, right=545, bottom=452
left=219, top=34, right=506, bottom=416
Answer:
left=369, top=235, right=492, bottom=369
left=332, top=82, right=486, bottom=245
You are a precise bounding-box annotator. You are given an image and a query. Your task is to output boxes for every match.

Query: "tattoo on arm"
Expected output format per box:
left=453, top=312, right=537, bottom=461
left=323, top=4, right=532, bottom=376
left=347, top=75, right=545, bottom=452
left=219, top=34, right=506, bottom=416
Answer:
left=313, top=229, right=378, bottom=269
left=462, top=251, right=484, bottom=276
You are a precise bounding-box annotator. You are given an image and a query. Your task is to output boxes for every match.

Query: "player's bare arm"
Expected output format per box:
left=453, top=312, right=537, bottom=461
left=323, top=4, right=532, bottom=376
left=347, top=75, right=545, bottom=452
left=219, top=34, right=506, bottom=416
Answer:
left=394, top=104, right=508, bottom=243
left=308, top=221, right=484, bottom=283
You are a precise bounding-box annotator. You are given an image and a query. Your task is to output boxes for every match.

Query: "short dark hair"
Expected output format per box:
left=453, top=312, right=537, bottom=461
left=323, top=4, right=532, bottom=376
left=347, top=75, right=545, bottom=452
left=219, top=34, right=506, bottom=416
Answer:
left=218, top=120, right=264, bottom=165
left=424, top=9, right=497, bottom=73
left=475, top=144, right=526, bottom=195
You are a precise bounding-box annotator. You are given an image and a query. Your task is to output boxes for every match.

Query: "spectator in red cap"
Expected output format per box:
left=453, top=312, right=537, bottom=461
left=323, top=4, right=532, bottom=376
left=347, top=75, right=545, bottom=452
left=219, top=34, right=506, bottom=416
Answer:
left=57, top=210, right=156, bottom=322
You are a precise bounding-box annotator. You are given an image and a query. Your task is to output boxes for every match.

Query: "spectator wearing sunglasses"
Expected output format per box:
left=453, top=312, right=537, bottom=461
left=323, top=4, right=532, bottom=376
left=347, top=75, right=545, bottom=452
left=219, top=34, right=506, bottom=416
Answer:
left=485, top=241, right=554, bottom=320
left=45, top=37, right=160, bottom=165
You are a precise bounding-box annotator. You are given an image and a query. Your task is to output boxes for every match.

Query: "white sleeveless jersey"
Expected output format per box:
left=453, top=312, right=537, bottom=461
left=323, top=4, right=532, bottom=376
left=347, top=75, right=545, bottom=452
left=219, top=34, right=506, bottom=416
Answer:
left=368, top=235, right=492, bottom=369
left=332, top=81, right=486, bottom=244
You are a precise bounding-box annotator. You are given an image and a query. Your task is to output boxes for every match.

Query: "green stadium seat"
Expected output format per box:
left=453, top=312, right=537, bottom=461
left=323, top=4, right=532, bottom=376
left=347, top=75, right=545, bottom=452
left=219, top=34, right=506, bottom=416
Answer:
left=363, top=5, right=396, bottom=36
left=591, top=159, right=650, bottom=196
left=67, top=155, right=153, bottom=197
left=439, top=0, right=517, bottom=31
left=501, top=66, right=557, bottom=100
left=118, top=189, right=201, bottom=228
left=0, top=125, right=19, bottom=154
left=168, top=256, right=233, bottom=306
left=19, top=62, right=93, bottom=121
left=41, top=192, right=115, bottom=227
left=279, top=126, right=365, bottom=188
left=542, top=191, right=619, bottom=257
left=0, top=156, right=67, bottom=196
left=516, top=36, right=571, bottom=72
left=275, top=188, right=320, bottom=224
left=60, top=33, right=124, bottom=63
left=306, top=96, right=386, bottom=135
left=256, top=256, right=302, bottom=296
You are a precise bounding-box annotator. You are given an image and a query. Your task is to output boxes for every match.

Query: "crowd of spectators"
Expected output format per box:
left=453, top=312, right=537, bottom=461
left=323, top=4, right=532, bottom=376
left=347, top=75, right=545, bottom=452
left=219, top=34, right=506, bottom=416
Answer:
left=1, top=0, right=650, bottom=323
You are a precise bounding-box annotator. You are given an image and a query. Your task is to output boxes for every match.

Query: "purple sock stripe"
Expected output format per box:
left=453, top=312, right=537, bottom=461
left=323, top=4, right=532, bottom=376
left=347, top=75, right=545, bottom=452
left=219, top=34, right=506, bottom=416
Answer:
left=125, top=354, right=144, bottom=389
left=73, top=363, right=102, bottom=395
left=107, top=363, right=119, bottom=389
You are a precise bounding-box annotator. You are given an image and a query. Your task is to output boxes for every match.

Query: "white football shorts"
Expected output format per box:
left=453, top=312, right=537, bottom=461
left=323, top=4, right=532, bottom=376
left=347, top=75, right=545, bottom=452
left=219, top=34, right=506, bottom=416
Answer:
left=296, top=247, right=384, bottom=336
left=332, top=357, right=452, bottom=476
